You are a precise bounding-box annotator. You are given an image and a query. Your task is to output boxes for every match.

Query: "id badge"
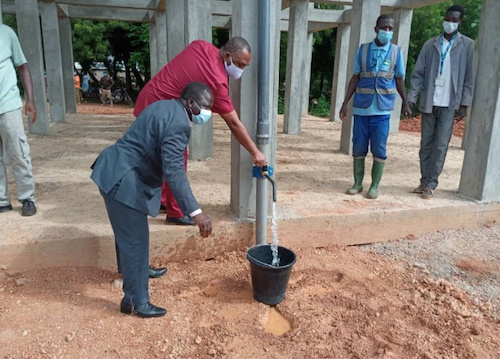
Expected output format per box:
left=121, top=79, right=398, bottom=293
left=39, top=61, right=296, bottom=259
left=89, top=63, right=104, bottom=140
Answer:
left=435, top=78, right=445, bottom=87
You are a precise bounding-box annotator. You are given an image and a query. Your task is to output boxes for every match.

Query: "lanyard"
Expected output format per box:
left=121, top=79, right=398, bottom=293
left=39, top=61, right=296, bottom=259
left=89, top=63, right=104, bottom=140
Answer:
left=439, top=34, right=456, bottom=76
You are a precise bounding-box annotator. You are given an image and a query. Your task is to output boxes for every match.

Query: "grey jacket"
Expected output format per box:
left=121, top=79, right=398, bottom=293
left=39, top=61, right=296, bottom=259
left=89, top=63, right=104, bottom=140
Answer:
left=407, top=32, right=475, bottom=114
left=91, top=99, right=199, bottom=217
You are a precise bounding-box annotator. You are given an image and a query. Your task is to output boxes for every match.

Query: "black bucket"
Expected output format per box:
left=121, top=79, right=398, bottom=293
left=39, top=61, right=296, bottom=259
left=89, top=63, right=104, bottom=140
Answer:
left=246, top=245, right=296, bottom=305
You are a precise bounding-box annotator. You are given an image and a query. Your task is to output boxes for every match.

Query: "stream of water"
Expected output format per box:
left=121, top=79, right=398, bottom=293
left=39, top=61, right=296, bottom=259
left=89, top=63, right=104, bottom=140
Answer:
left=271, top=202, right=280, bottom=266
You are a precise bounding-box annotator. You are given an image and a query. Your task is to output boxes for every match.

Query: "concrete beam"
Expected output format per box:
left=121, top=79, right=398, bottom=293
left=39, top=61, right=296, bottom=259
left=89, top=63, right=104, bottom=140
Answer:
left=459, top=0, right=500, bottom=202
left=211, top=0, right=231, bottom=16
left=390, top=8, right=413, bottom=133
left=40, top=1, right=66, bottom=122
left=65, top=5, right=150, bottom=22
left=1, top=0, right=14, bottom=14
left=283, top=0, right=399, bottom=9
left=212, top=15, right=232, bottom=29
left=58, top=14, right=77, bottom=114
left=15, top=0, right=49, bottom=135
left=340, top=0, right=381, bottom=154
left=55, top=0, right=157, bottom=10
left=400, top=0, right=447, bottom=9
left=283, top=0, right=309, bottom=134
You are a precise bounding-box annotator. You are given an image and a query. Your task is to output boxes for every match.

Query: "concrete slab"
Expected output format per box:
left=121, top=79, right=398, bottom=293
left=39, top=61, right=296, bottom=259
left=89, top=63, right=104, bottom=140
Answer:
left=1, top=111, right=498, bottom=273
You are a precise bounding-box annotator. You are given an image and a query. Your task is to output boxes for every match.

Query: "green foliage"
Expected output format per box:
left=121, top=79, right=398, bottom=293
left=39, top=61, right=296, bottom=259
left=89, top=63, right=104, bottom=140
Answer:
left=309, top=94, right=331, bottom=118
left=2, top=14, right=17, bottom=30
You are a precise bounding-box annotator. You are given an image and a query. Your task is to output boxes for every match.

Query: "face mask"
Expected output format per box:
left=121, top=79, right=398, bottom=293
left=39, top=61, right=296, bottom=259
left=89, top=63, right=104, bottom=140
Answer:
left=190, top=100, right=212, bottom=125
left=377, top=29, right=393, bottom=44
left=224, top=54, right=244, bottom=80
left=443, top=21, right=459, bottom=34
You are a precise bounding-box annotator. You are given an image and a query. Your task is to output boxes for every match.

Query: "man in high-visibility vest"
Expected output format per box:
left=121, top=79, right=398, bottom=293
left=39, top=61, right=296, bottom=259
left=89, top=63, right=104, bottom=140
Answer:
left=340, top=14, right=411, bottom=199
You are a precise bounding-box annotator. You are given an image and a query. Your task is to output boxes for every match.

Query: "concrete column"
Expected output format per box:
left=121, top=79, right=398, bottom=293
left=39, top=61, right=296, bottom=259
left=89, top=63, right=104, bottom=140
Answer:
left=339, top=0, right=381, bottom=154
left=58, top=15, right=76, bottom=114
left=330, top=24, right=351, bottom=122
left=40, top=1, right=65, bottom=122
left=302, top=31, right=313, bottom=114
left=390, top=8, right=413, bottom=133
left=149, top=21, right=158, bottom=76
left=156, top=10, right=168, bottom=69
left=0, top=0, right=3, bottom=24
left=166, top=0, right=185, bottom=61
left=459, top=0, right=500, bottom=202
left=15, top=0, right=49, bottom=135
left=283, top=0, right=309, bottom=134
left=184, top=0, right=211, bottom=44
left=185, top=0, right=212, bottom=160
left=269, top=0, right=282, bottom=169
left=230, top=0, right=259, bottom=218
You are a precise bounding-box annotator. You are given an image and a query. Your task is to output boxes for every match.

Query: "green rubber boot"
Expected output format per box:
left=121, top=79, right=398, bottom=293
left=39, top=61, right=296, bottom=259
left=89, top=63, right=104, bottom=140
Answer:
left=367, top=159, right=385, bottom=199
left=346, top=157, right=365, bottom=195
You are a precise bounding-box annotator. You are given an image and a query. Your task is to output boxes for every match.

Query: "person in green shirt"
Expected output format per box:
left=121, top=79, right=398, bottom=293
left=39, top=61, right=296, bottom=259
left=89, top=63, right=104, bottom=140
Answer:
left=0, top=24, right=37, bottom=216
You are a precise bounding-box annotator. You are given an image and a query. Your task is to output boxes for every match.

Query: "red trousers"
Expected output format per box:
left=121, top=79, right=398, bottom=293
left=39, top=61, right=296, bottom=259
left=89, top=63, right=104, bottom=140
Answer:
left=161, top=149, right=188, bottom=218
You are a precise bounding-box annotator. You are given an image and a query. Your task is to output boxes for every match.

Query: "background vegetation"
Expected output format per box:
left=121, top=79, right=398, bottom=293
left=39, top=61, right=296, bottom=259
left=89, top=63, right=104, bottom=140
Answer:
left=2, top=0, right=482, bottom=115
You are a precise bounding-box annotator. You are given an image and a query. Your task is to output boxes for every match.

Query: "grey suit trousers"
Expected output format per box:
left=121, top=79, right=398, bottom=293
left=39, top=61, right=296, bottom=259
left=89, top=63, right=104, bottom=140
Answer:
left=419, top=106, right=456, bottom=190
left=100, top=186, right=149, bottom=306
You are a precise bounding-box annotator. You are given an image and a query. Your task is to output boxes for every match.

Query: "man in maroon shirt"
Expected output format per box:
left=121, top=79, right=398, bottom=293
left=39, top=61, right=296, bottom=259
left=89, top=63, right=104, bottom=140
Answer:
left=135, top=37, right=266, bottom=227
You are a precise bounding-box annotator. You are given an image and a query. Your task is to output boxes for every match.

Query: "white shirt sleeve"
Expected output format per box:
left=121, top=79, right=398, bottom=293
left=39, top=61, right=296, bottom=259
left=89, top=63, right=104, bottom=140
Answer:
left=189, top=209, right=202, bottom=218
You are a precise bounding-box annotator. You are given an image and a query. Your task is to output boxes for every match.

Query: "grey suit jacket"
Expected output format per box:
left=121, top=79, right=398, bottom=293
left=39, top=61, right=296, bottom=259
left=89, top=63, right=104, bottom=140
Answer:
left=91, top=99, right=199, bottom=217
left=407, top=32, right=475, bottom=114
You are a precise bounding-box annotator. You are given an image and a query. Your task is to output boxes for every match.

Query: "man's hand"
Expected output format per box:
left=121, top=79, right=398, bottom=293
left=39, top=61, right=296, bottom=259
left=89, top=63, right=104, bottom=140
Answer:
left=24, top=100, right=37, bottom=124
left=402, top=102, right=412, bottom=118
left=252, top=150, right=267, bottom=167
left=339, top=103, right=348, bottom=121
left=455, top=106, right=467, bottom=122
left=193, top=213, right=213, bottom=238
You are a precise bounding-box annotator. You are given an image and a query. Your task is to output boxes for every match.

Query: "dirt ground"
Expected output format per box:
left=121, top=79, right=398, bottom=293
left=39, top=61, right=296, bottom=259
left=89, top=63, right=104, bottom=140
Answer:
left=1, top=224, right=500, bottom=359
left=1, top=104, right=497, bottom=359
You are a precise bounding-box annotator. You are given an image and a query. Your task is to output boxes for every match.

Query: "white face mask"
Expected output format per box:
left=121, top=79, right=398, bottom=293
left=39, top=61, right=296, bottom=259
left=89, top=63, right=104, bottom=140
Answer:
left=443, top=21, right=459, bottom=34
left=224, top=54, right=244, bottom=80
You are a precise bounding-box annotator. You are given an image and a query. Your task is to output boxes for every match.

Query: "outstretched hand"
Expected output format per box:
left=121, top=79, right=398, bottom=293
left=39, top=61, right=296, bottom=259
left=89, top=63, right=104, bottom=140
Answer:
left=193, top=213, right=213, bottom=238
left=252, top=150, right=267, bottom=167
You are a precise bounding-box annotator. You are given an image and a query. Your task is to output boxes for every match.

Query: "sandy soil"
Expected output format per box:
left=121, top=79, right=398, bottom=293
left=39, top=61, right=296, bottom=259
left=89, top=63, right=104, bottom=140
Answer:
left=1, top=103, right=497, bottom=358
left=1, top=227, right=500, bottom=359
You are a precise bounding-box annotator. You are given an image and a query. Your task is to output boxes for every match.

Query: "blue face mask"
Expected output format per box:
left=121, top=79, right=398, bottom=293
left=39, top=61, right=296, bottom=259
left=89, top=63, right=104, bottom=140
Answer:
left=191, top=100, right=212, bottom=125
left=377, top=29, right=393, bottom=44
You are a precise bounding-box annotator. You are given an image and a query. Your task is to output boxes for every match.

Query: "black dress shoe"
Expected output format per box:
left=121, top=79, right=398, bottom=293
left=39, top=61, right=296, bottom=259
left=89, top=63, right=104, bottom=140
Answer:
left=120, top=299, right=167, bottom=318
left=21, top=200, right=37, bottom=216
left=148, top=266, right=167, bottom=279
left=165, top=215, right=195, bottom=226
left=0, top=204, right=13, bottom=213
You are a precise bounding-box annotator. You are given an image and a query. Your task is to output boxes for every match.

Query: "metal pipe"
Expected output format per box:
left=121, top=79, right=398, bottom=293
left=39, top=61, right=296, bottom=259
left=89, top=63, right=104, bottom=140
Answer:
left=256, top=0, right=271, bottom=245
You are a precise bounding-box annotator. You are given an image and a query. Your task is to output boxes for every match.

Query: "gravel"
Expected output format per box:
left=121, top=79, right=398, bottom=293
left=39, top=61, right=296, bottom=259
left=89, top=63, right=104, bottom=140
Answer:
left=359, top=223, right=500, bottom=308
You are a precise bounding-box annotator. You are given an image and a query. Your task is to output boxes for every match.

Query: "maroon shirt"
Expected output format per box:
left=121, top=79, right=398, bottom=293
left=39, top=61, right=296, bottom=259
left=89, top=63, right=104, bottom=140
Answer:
left=134, top=40, right=234, bottom=117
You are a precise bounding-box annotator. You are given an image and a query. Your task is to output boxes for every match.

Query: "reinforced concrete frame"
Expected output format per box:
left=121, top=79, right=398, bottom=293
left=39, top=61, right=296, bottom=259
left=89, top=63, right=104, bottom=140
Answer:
left=1, top=0, right=498, bottom=221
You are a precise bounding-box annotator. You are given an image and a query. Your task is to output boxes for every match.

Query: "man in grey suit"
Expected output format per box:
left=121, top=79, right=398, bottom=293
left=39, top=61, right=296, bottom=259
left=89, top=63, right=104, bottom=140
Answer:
left=91, top=82, right=214, bottom=318
left=407, top=4, right=474, bottom=200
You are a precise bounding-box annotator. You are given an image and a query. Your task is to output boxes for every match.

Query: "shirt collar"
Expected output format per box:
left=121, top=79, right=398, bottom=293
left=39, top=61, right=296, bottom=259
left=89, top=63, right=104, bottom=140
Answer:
left=371, top=39, right=391, bottom=51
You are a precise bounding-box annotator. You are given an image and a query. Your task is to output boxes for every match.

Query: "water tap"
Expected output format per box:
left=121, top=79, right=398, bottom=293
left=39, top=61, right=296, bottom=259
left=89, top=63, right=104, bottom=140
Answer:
left=261, top=165, right=277, bottom=203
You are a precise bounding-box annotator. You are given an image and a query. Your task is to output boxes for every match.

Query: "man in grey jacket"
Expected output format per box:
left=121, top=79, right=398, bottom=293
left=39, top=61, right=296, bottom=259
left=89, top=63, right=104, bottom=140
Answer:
left=91, top=82, right=213, bottom=318
left=407, top=4, right=474, bottom=199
